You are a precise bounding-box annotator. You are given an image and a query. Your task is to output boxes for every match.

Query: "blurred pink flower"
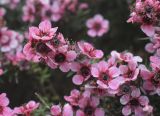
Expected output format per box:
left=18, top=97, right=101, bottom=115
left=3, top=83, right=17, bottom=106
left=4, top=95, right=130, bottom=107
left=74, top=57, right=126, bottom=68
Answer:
left=64, top=89, right=81, bottom=106
left=51, top=105, right=62, bottom=116
left=86, top=14, right=109, bottom=37
left=0, top=27, right=19, bottom=52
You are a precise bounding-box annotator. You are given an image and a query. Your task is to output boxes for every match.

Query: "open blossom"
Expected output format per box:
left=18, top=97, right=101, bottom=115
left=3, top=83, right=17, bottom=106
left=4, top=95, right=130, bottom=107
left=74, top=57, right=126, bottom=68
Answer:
left=71, top=59, right=92, bottom=85
left=29, top=20, right=58, bottom=41
left=140, top=65, right=159, bottom=95
left=64, top=89, right=81, bottom=106
left=22, top=3, right=36, bottom=23
left=14, top=100, right=39, bottom=116
left=0, top=93, right=13, bottom=116
left=76, top=96, right=105, bottom=116
left=0, top=27, right=21, bottom=52
left=91, top=61, right=121, bottom=89
left=51, top=105, right=62, bottom=116
left=78, top=41, right=104, bottom=59
left=120, top=88, right=150, bottom=116
left=47, top=45, right=77, bottom=72
left=86, top=14, right=109, bottom=37
left=49, top=0, right=65, bottom=22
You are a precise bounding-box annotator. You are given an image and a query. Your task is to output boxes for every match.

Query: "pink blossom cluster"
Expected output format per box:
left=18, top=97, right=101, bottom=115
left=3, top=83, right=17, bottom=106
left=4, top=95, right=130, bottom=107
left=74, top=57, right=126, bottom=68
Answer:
left=128, top=0, right=160, bottom=96
left=0, top=93, right=39, bottom=116
left=0, top=27, right=28, bottom=71
left=127, top=0, right=160, bottom=37
left=22, top=20, right=156, bottom=116
left=22, top=0, right=88, bottom=23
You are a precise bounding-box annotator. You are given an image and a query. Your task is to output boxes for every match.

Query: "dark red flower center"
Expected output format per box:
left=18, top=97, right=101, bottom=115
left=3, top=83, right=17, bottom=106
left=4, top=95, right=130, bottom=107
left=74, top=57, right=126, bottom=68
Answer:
left=80, top=66, right=90, bottom=77
left=36, top=42, right=51, bottom=54
left=54, top=53, right=66, bottom=63
left=142, top=16, right=152, bottom=24
left=93, top=23, right=101, bottom=31
left=101, top=73, right=109, bottom=81
left=84, top=106, right=94, bottom=115
left=130, top=99, right=139, bottom=106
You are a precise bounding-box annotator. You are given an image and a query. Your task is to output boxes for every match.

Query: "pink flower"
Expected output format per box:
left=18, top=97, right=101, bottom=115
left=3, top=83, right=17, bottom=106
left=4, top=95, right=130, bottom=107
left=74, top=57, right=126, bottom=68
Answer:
left=120, top=88, right=149, bottom=116
left=86, top=14, right=109, bottom=37
left=47, top=45, right=77, bottom=72
left=78, top=41, right=104, bottom=59
left=50, top=1, right=65, bottom=22
left=0, top=93, right=13, bottom=116
left=119, top=63, right=140, bottom=82
left=140, top=62, right=160, bottom=96
left=14, top=100, right=39, bottom=116
left=91, top=61, right=121, bottom=89
left=150, top=56, right=160, bottom=71
left=64, top=89, right=81, bottom=106
left=22, top=4, right=36, bottom=23
left=23, top=42, right=41, bottom=62
left=71, top=60, right=91, bottom=85
left=51, top=105, right=62, bottom=116
left=62, top=104, right=73, bottom=116
left=0, top=28, right=19, bottom=52
left=76, top=96, right=105, bottom=116
left=29, top=20, right=58, bottom=41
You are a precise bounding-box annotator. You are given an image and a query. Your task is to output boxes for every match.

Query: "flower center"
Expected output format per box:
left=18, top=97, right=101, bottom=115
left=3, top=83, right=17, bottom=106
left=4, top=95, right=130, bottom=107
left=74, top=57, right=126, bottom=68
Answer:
left=54, top=53, right=66, bottom=63
left=80, top=66, right=90, bottom=77
left=121, top=84, right=131, bottom=93
left=142, top=16, right=152, bottom=24
left=36, top=42, right=51, bottom=54
left=93, top=23, right=101, bottom=31
left=84, top=106, right=94, bottom=115
left=53, top=38, right=60, bottom=46
left=130, top=99, right=139, bottom=106
left=0, top=106, right=3, bottom=114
